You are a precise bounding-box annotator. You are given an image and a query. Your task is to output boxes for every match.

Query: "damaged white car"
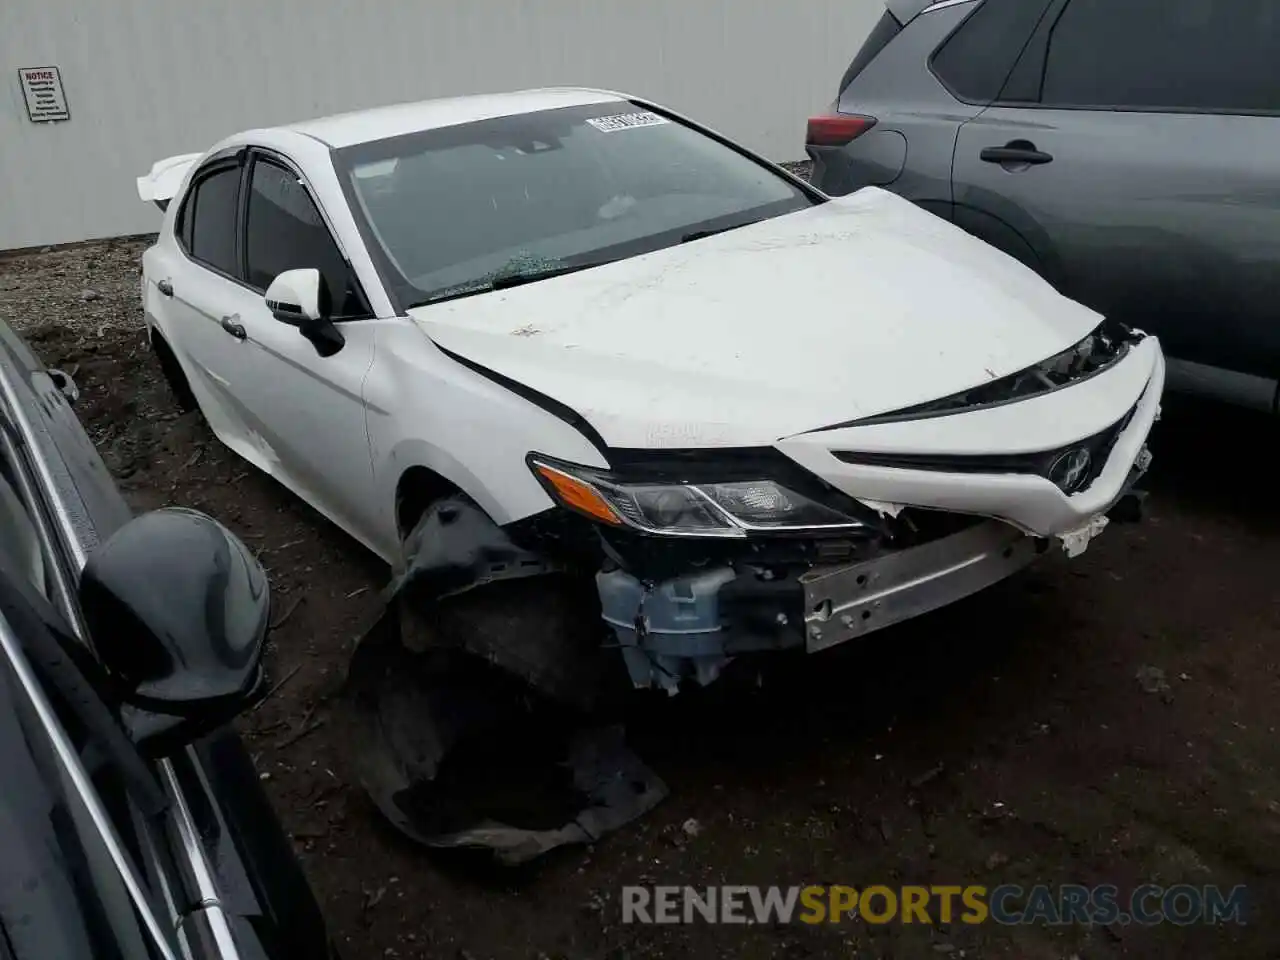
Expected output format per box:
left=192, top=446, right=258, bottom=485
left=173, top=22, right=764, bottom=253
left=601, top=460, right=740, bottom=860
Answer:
left=138, top=88, right=1163, bottom=700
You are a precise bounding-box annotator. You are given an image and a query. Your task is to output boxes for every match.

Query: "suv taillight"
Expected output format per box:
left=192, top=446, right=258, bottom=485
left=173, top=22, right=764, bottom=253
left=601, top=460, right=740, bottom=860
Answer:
left=806, top=114, right=877, bottom=147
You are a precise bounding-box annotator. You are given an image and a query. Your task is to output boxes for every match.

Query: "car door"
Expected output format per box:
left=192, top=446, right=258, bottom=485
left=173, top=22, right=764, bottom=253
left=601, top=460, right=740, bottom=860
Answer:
left=951, top=0, right=1280, bottom=378
left=155, top=153, right=267, bottom=455
left=227, top=149, right=383, bottom=548
left=0, top=322, right=333, bottom=960
left=0, top=631, right=174, bottom=960
left=0, top=455, right=180, bottom=960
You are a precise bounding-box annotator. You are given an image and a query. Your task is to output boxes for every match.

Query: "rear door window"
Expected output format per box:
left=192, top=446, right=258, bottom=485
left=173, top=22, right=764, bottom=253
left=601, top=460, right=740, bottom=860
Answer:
left=185, top=166, right=241, bottom=278
left=1040, top=0, right=1280, bottom=113
left=930, top=0, right=1053, bottom=102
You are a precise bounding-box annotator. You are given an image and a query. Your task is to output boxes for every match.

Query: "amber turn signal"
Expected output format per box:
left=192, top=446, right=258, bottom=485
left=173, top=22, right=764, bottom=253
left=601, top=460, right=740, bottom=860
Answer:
left=532, top=462, right=623, bottom=526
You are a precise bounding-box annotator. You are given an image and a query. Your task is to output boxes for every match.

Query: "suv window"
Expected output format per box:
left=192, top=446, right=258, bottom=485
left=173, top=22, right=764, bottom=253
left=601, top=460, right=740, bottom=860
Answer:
left=1041, top=0, right=1280, bottom=113
left=186, top=166, right=241, bottom=278
left=931, top=0, right=1052, bottom=102
left=245, top=158, right=367, bottom=317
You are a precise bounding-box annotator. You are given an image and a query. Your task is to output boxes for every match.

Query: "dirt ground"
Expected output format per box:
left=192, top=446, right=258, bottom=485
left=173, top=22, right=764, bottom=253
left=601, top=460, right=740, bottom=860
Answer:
left=3, top=235, right=1279, bottom=960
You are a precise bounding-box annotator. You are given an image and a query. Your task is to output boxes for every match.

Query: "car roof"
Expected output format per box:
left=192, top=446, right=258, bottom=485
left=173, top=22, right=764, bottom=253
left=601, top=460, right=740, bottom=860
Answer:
left=284, top=87, right=629, bottom=148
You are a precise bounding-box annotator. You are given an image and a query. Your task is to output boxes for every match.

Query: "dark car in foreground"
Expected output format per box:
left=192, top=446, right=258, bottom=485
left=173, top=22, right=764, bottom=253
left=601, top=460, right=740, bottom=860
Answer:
left=807, top=0, right=1280, bottom=412
left=0, top=317, right=331, bottom=958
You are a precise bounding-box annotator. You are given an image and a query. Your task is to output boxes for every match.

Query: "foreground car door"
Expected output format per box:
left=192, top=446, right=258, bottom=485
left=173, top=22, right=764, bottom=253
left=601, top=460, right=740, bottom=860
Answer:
left=0, top=320, right=333, bottom=960
left=0, top=606, right=172, bottom=959
left=951, top=0, right=1280, bottom=378
left=229, top=150, right=382, bottom=547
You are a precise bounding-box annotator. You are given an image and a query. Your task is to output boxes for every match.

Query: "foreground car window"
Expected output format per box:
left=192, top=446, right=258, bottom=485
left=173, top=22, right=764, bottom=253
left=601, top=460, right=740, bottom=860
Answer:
left=336, top=102, right=816, bottom=307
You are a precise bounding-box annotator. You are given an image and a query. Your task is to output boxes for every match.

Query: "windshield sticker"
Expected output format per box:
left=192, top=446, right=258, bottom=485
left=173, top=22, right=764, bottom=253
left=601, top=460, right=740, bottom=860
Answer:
left=586, top=111, right=670, bottom=133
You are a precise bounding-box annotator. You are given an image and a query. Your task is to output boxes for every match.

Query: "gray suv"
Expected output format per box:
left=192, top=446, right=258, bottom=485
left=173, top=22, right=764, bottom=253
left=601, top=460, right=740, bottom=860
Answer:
left=808, top=0, right=1279, bottom=411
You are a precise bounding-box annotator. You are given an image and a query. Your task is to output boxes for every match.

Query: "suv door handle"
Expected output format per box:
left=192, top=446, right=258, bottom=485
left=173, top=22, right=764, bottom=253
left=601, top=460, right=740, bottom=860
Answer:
left=220, top=315, right=247, bottom=340
left=980, top=143, right=1054, bottom=166
left=157, top=279, right=174, bottom=297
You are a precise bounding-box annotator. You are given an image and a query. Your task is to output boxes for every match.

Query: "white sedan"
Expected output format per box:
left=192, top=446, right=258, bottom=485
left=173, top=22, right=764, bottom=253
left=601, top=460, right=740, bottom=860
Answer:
left=137, top=87, right=1163, bottom=695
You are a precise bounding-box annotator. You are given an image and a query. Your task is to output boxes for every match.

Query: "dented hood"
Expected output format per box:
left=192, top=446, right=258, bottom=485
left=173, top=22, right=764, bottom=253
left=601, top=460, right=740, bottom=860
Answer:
left=409, top=188, right=1102, bottom=449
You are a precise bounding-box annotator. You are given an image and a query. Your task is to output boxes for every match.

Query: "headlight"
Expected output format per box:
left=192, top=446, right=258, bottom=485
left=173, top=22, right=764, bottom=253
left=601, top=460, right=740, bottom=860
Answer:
left=529, top=458, right=869, bottom=538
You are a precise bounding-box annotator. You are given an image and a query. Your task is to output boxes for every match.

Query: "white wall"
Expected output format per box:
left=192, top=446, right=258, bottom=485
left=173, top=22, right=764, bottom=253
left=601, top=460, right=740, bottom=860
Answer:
left=0, top=0, right=881, bottom=250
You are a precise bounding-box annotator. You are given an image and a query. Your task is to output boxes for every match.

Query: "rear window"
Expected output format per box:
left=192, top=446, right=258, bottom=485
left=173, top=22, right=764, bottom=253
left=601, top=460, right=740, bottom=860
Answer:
left=838, top=10, right=903, bottom=94
left=931, top=0, right=1052, bottom=102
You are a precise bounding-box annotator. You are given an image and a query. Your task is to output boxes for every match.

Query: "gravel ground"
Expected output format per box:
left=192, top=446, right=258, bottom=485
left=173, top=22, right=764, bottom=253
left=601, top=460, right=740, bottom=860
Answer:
left=3, top=232, right=1279, bottom=960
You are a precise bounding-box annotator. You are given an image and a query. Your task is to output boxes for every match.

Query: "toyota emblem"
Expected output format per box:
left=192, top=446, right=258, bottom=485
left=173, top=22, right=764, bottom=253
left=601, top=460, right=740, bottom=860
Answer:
left=1048, top=447, right=1092, bottom=493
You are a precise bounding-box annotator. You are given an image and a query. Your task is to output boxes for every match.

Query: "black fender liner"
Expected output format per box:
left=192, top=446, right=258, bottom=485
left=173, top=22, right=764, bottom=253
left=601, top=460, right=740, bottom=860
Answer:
left=340, top=497, right=665, bottom=865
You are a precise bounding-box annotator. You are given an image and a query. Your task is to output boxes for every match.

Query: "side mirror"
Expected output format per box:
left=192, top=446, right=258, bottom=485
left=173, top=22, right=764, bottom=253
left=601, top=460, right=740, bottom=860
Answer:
left=46, top=368, right=80, bottom=405
left=264, top=268, right=344, bottom=357
left=265, top=267, right=324, bottom=324
left=79, top=507, right=270, bottom=757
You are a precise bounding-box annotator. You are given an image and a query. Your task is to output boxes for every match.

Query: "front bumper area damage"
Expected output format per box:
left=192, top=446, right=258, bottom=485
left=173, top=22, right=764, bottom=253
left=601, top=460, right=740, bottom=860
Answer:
left=342, top=326, right=1161, bottom=862
left=776, top=335, right=1165, bottom=541
left=594, top=518, right=1045, bottom=694
left=593, top=330, right=1162, bottom=693
left=801, top=520, right=1040, bottom=653
left=341, top=498, right=665, bottom=865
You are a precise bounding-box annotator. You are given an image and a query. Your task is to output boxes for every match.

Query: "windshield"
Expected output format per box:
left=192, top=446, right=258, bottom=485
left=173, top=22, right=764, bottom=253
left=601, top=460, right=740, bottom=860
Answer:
left=334, top=101, right=818, bottom=308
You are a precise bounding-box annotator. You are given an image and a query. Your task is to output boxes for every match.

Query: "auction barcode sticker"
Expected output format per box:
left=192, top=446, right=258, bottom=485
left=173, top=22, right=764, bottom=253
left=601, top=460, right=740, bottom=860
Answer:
left=587, top=111, right=670, bottom=133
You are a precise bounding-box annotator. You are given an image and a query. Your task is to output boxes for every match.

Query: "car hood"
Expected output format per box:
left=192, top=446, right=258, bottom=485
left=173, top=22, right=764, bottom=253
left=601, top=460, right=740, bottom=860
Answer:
left=408, top=188, right=1102, bottom=449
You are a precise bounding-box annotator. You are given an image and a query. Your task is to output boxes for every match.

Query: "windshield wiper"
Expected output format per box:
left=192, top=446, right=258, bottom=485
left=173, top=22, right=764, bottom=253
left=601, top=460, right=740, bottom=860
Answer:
left=410, top=260, right=614, bottom=308
left=680, top=220, right=765, bottom=244
left=490, top=261, right=602, bottom=289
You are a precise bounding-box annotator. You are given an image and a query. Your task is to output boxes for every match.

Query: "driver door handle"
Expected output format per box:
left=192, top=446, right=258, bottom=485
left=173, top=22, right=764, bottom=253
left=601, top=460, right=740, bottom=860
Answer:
left=219, top=314, right=247, bottom=340
left=156, top=279, right=174, bottom=297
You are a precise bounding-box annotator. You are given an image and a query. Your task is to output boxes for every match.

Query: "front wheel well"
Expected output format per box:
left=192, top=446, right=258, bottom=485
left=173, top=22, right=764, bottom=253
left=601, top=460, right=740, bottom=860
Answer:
left=395, top=466, right=463, bottom=540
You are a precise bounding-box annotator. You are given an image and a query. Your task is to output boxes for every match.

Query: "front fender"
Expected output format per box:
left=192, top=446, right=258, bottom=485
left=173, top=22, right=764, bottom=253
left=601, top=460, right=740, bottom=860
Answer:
left=381, top=436, right=534, bottom=534
left=366, top=321, right=609, bottom=561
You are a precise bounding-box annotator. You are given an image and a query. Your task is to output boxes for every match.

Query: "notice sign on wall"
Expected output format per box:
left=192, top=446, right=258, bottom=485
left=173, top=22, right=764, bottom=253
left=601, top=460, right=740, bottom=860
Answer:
left=18, top=66, right=69, bottom=122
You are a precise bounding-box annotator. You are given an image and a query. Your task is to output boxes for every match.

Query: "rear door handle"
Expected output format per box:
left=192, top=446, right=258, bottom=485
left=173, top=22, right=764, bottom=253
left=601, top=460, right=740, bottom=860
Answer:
left=980, top=143, right=1054, bottom=166
left=220, top=314, right=247, bottom=340
left=157, top=279, right=174, bottom=297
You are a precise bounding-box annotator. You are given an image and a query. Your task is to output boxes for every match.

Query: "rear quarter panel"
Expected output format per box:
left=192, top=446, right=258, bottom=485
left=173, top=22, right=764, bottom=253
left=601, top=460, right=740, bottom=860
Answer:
left=815, top=2, right=983, bottom=209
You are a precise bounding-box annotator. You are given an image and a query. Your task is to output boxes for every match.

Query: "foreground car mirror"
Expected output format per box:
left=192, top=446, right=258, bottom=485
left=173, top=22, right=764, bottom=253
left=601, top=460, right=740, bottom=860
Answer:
left=264, top=267, right=345, bottom=357
left=46, top=368, right=80, bottom=405
left=79, top=508, right=270, bottom=757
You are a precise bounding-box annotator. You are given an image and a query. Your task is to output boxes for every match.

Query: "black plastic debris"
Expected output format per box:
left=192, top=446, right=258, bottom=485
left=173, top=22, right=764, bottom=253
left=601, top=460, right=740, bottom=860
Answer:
left=340, top=497, right=665, bottom=865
